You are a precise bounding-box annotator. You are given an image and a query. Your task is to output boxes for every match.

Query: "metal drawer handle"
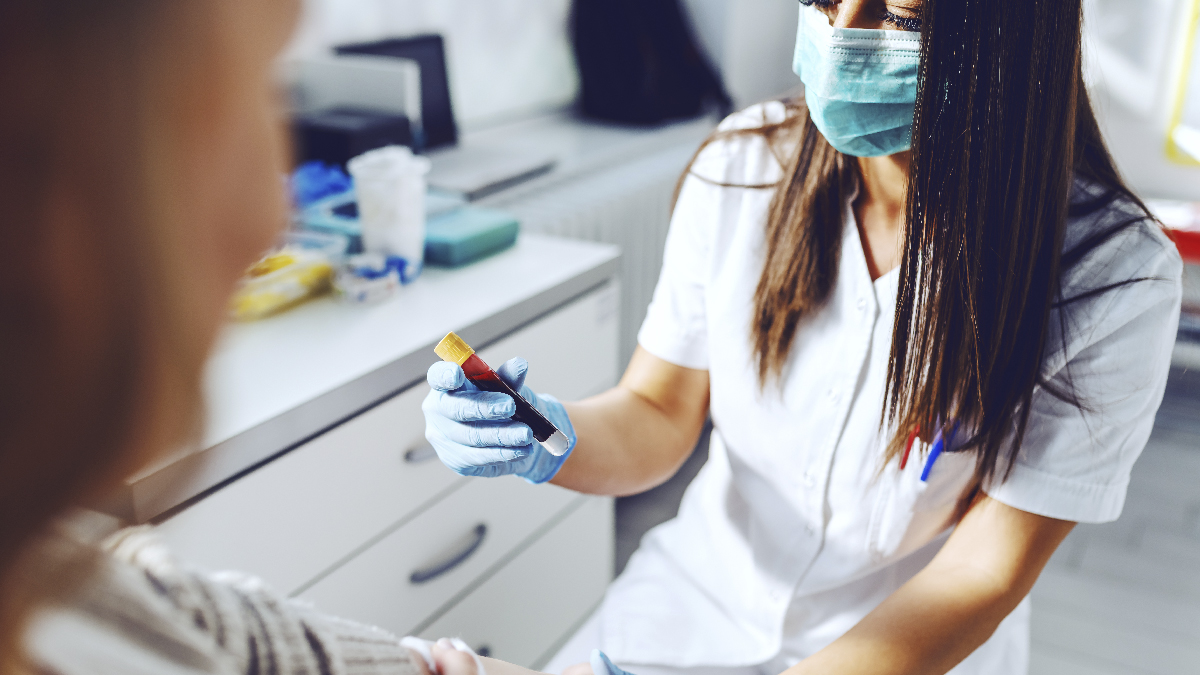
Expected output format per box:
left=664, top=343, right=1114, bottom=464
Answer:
left=409, top=523, right=488, bottom=585
left=405, top=443, right=439, bottom=464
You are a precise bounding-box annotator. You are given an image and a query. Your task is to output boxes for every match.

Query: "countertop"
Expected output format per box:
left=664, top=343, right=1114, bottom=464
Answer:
left=115, top=234, right=619, bottom=522
left=428, top=111, right=717, bottom=209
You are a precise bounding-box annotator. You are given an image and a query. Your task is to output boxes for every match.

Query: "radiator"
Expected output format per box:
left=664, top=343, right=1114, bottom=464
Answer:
left=487, top=141, right=703, bottom=367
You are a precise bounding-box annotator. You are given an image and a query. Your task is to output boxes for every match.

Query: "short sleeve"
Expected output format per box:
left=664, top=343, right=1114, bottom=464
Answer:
left=985, top=219, right=1183, bottom=523
left=635, top=173, right=716, bottom=369
left=637, top=103, right=789, bottom=370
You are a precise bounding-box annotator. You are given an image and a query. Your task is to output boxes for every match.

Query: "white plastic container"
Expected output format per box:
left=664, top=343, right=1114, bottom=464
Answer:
left=348, top=145, right=431, bottom=282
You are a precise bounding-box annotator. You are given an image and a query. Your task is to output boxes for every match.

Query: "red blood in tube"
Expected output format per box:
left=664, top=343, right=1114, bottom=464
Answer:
left=435, top=332, right=561, bottom=446
left=458, top=353, right=559, bottom=443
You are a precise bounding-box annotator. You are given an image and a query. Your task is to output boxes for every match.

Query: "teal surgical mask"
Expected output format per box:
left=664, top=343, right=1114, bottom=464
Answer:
left=792, top=6, right=921, bottom=157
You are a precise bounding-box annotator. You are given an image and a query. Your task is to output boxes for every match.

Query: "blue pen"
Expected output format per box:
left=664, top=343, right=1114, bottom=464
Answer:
left=920, top=423, right=958, bottom=482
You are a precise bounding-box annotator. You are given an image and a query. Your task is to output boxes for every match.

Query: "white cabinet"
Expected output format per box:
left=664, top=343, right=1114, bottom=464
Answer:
left=156, top=281, right=619, bottom=667
left=298, top=476, right=576, bottom=636
left=420, top=496, right=613, bottom=669
left=156, top=382, right=459, bottom=595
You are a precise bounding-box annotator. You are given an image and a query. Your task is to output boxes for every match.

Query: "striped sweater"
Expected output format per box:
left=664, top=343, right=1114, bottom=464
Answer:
left=24, top=527, right=423, bottom=675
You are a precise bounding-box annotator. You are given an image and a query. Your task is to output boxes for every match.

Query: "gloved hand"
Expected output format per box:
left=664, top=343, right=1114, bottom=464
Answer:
left=422, top=356, right=576, bottom=483
left=590, top=650, right=637, bottom=675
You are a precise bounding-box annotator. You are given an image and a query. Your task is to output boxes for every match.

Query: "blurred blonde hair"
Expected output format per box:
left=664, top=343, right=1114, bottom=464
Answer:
left=0, top=0, right=219, bottom=668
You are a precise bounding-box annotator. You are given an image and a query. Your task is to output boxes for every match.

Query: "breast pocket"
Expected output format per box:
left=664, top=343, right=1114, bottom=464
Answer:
left=866, top=449, right=977, bottom=562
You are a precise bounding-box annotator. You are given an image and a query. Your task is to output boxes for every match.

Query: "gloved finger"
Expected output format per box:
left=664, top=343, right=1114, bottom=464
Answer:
left=496, top=357, right=529, bottom=392
left=591, top=650, right=637, bottom=675
left=438, top=418, right=534, bottom=449
left=424, top=423, right=533, bottom=469
left=434, top=390, right=516, bottom=422
left=427, top=361, right=470, bottom=392
left=464, top=451, right=535, bottom=478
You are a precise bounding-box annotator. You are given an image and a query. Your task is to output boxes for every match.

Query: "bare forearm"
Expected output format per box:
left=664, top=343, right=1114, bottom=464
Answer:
left=787, top=565, right=1019, bottom=675
left=479, top=656, right=544, bottom=675
left=551, top=387, right=704, bottom=495
left=789, top=497, right=1074, bottom=675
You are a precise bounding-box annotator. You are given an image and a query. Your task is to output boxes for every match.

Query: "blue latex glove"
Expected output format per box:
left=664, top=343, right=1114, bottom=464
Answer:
left=591, top=650, right=637, bottom=675
left=422, top=357, right=576, bottom=483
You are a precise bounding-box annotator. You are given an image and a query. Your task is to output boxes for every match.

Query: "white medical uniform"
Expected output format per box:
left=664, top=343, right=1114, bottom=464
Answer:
left=547, top=102, right=1183, bottom=675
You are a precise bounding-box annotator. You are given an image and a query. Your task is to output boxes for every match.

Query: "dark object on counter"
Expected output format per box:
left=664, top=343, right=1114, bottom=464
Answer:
left=337, top=35, right=457, bottom=150
left=570, top=0, right=732, bottom=125
left=294, top=107, right=413, bottom=168
left=425, top=207, right=520, bottom=267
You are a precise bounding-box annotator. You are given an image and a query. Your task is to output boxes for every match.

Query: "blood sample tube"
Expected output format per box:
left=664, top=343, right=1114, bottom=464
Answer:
left=434, top=332, right=571, bottom=456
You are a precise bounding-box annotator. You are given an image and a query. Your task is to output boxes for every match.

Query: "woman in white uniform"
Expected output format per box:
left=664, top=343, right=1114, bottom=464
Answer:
left=423, top=0, right=1183, bottom=674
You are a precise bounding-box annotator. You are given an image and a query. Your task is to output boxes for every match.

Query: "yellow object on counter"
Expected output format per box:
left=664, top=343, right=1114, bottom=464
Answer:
left=230, top=250, right=334, bottom=321
left=247, top=252, right=298, bottom=277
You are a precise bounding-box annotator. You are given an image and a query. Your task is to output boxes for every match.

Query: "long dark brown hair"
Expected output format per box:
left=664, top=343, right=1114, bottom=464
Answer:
left=683, top=0, right=1153, bottom=491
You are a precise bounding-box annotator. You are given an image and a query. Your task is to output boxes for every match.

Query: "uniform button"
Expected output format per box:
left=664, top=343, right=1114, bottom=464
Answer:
left=805, top=524, right=817, bottom=536
left=802, top=469, right=817, bottom=488
left=857, top=297, right=868, bottom=311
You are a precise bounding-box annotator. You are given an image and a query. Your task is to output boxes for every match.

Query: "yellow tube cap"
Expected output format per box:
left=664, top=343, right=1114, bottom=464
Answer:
left=435, top=332, right=475, bottom=365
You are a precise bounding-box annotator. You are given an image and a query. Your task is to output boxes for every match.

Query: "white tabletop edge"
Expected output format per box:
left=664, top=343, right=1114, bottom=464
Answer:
left=120, top=235, right=620, bottom=522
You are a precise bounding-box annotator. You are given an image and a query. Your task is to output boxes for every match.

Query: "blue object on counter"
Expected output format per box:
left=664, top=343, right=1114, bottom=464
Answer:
left=297, top=188, right=468, bottom=256
left=284, top=229, right=350, bottom=261
left=291, top=161, right=353, bottom=208
left=335, top=253, right=411, bottom=304
left=424, top=206, right=520, bottom=267
left=299, top=191, right=364, bottom=253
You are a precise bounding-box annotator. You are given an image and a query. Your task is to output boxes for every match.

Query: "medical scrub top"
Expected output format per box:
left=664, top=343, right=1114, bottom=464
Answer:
left=595, top=102, right=1183, bottom=675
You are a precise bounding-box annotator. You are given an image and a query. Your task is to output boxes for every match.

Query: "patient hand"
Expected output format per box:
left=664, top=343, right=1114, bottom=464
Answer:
left=426, top=640, right=548, bottom=675
left=562, top=663, right=595, bottom=675
left=428, top=641, right=479, bottom=675
left=420, top=641, right=624, bottom=675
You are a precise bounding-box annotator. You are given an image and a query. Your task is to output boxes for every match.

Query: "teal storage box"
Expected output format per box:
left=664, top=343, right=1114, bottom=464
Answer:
left=425, top=206, right=520, bottom=267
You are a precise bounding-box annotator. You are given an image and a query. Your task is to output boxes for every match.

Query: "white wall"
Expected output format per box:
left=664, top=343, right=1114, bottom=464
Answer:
left=286, top=0, right=802, bottom=131
left=285, top=0, right=579, bottom=131
left=1085, top=0, right=1200, bottom=200
left=683, top=0, right=803, bottom=110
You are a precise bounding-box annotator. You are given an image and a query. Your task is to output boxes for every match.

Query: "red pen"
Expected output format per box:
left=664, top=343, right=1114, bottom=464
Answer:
left=900, top=428, right=919, bottom=470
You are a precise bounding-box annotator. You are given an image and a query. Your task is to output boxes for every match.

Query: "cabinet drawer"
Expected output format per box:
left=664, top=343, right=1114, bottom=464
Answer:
left=478, top=280, right=620, bottom=402
left=419, top=496, right=614, bottom=669
left=156, top=282, right=619, bottom=594
left=298, top=476, right=578, bottom=637
left=156, top=383, right=454, bottom=595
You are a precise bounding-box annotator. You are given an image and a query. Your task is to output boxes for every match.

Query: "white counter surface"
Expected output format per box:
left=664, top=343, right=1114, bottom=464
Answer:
left=119, top=234, right=619, bottom=521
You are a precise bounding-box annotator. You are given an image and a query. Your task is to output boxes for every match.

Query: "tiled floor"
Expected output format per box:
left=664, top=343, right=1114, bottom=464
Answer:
left=615, top=367, right=1200, bottom=673
left=1029, top=366, right=1200, bottom=674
